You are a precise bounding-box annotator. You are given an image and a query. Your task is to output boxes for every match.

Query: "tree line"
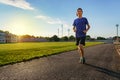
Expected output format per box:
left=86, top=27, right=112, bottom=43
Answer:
left=0, top=30, right=118, bottom=42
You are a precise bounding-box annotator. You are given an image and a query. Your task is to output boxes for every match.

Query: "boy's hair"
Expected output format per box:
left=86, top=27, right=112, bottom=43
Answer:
left=77, top=8, right=83, bottom=12
left=76, top=8, right=83, bottom=16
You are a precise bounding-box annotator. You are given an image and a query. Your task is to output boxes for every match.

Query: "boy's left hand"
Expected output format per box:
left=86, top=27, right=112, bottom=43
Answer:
left=83, top=30, right=87, bottom=33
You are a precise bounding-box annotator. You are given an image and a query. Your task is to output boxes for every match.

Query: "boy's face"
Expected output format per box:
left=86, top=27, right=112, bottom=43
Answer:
left=77, top=10, right=83, bottom=16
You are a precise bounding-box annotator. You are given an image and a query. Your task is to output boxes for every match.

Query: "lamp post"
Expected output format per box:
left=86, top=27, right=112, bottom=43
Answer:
left=68, top=29, right=70, bottom=37
left=58, top=28, right=59, bottom=37
left=116, top=24, right=119, bottom=42
left=61, top=24, right=63, bottom=37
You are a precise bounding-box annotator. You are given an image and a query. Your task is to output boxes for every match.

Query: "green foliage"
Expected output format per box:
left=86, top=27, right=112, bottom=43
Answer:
left=61, top=36, right=69, bottom=41
left=49, top=35, right=60, bottom=41
left=86, top=35, right=91, bottom=40
left=69, top=35, right=75, bottom=41
left=97, top=37, right=106, bottom=40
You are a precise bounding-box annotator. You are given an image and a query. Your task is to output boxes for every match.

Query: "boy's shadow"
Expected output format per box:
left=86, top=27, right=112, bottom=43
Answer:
left=84, top=63, right=120, bottom=79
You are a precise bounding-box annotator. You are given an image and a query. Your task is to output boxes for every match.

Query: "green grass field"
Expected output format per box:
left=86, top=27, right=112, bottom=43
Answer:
left=0, top=42, right=103, bottom=66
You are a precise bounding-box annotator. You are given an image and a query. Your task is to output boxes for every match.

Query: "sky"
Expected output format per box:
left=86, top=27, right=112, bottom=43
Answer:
left=0, top=0, right=120, bottom=38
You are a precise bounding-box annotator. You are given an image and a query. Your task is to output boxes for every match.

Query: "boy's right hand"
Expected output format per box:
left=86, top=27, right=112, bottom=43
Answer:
left=73, top=29, right=76, bottom=32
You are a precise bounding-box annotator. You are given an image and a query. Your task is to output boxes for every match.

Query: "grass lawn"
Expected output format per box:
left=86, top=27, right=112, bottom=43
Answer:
left=0, top=42, right=103, bottom=66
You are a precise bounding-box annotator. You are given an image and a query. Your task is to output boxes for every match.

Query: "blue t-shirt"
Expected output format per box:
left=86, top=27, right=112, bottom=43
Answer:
left=73, top=17, right=89, bottom=38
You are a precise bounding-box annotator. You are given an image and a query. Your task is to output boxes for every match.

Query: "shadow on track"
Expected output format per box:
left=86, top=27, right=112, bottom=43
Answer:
left=85, top=63, right=120, bottom=79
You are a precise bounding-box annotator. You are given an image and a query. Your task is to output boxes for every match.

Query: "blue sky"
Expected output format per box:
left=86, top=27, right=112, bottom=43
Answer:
left=0, top=0, right=120, bottom=38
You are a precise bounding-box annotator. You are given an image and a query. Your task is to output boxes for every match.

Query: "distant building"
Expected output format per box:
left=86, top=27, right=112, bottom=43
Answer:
left=6, top=33, right=18, bottom=43
left=0, top=31, right=18, bottom=43
left=0, top=32, right=6, bottom=43
left=0, top=30, right=48, bottom=43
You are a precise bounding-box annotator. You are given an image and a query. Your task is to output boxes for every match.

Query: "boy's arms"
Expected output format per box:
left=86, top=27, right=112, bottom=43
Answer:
left=83, top=24, right=90, bottom=33
left=73, top=26, right=76, bottom=32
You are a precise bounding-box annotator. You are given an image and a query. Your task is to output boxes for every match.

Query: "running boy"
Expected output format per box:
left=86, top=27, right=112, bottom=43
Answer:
left=73, top=8, right=90, bottom=64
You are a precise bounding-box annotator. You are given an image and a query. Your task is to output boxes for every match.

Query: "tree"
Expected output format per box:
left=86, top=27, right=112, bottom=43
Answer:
left=86, top=35, right=91, bottom=40
left=69, top=35, right=75, bottom=41
left=0, top=30, right=4, bottom=33
left=50, top=35, right=60, bottom=41
left=61, top=36, right=69, bottom=41
left=45, top=37, right=50, bottom=41
left=20, top=35, right=35, bottom=38
left=97, top=37, right=106, bottom=40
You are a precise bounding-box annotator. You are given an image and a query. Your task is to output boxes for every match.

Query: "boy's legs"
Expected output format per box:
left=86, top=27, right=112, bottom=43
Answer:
left=78, top=44, right=84, bottom=57
left=76, top=37, right=86, bottom=63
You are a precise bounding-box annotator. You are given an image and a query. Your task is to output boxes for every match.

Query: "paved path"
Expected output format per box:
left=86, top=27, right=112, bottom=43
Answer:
left=0, top=44, right=120, bottom=80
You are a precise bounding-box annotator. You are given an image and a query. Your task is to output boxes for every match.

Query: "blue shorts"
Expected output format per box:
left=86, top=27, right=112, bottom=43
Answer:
left=76, top=37, right=86, bottom=46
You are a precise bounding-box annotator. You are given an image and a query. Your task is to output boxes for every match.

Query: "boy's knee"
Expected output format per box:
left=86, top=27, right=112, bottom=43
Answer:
left=79, top=44, right=83, bottom=47
left=78, top=45, right=83, bottom=49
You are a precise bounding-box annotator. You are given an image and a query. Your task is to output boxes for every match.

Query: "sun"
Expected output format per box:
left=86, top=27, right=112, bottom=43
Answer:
left=10, top=20, right=28, bottom=35
left=7, top=15, right=33, bottom=35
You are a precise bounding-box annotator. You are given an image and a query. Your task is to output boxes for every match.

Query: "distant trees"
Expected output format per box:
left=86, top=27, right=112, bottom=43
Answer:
left=48, top=35, right=75, bottom=42
left=69, top=35, right=75, bottom=41
left=20, top=35, right=34, bottom=38
left=0, top=30, right=10, bottom=34
left=0, top=30, right=5, bottom=33
left=1, top=29, right=116, bottom=42
left=97, top=37, right=106, bottom=40
left=49, top=35, right=60, bottom=41
left=61, top=36, right=69, bottom=41
left=86, top=35, right=91, bottom=40
left=18, top=35, right=116, bottom=42
left=48, top=35, right=94, bottom=41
